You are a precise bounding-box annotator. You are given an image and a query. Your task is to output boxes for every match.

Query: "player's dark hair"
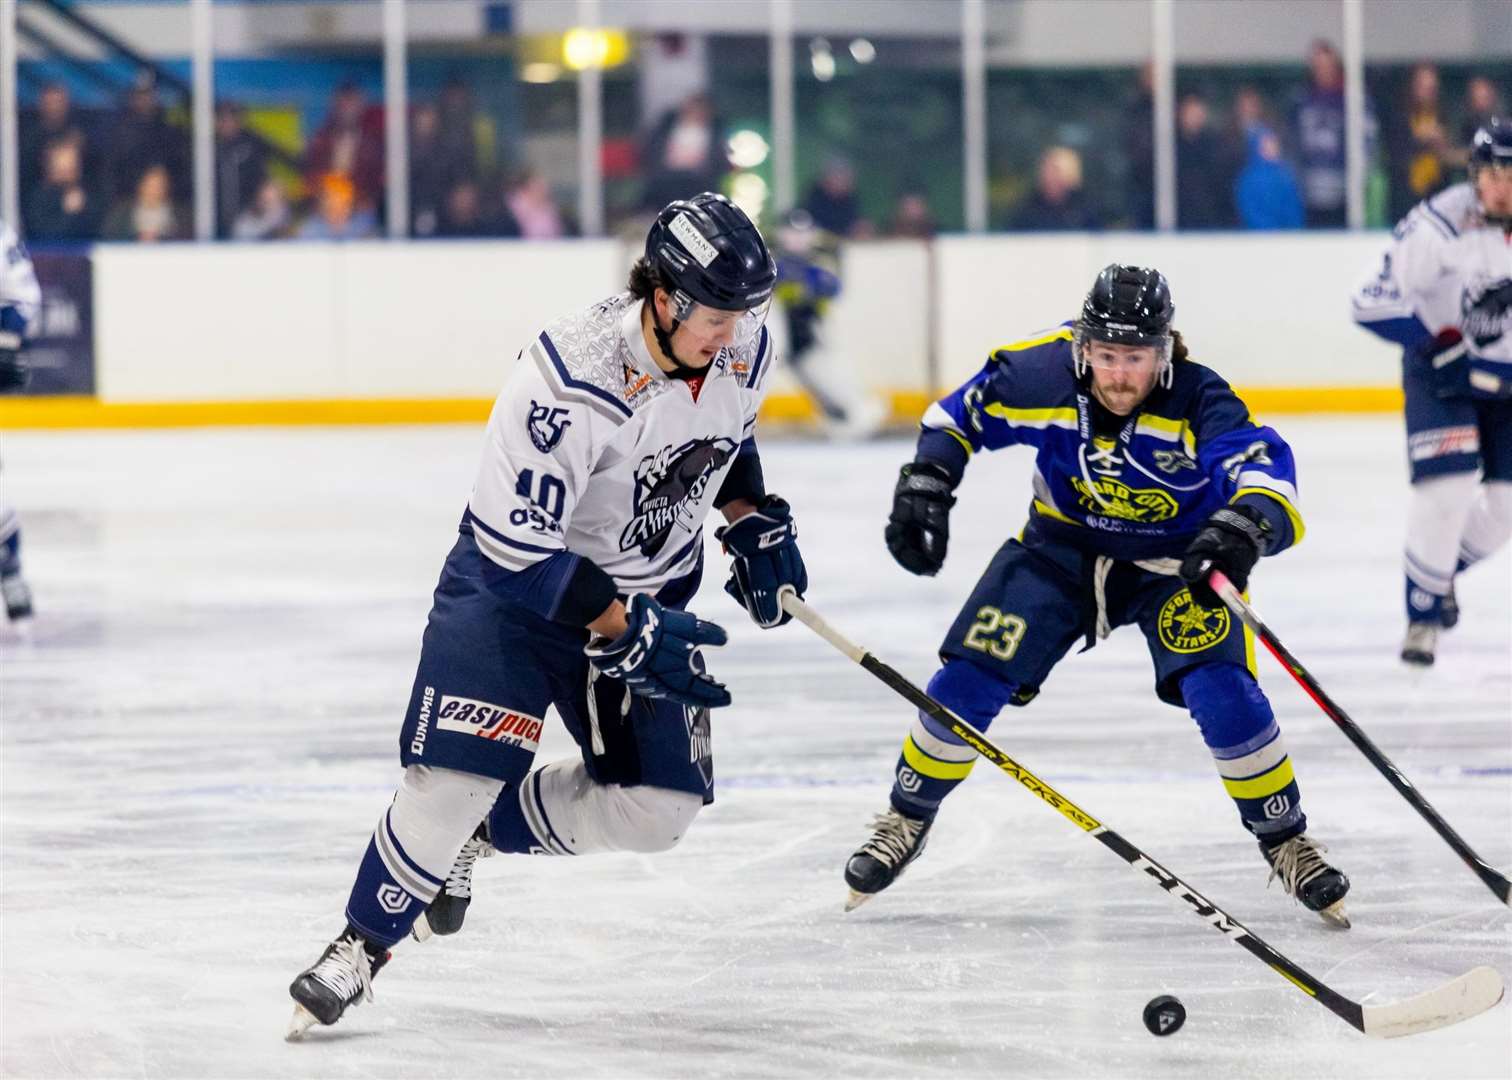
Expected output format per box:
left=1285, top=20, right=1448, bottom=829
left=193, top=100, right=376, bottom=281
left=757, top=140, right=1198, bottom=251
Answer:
left=1170, top=329, right=1189, bottom=364
left=627, top=256, right=663, bottom=301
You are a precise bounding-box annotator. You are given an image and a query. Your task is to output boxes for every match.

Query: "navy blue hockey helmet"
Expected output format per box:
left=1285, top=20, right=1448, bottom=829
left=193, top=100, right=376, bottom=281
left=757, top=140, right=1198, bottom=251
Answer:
left=645, top=192, right=777, bottom=318
left=1074, top=264, right=1177, bottom=385
left=1470, top=117, right=1512, bottom=172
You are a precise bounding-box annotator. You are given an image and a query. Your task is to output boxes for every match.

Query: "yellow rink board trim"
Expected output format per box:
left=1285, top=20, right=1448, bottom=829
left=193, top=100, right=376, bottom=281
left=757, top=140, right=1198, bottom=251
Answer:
left=0, top=386, right=1403, bottom=430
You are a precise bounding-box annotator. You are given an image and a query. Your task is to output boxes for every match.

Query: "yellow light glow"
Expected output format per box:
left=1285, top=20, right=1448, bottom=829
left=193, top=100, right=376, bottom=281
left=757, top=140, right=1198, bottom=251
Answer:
left=562, top=28, right=629, bottom=70
left=521, top=62, right=562, bottom=84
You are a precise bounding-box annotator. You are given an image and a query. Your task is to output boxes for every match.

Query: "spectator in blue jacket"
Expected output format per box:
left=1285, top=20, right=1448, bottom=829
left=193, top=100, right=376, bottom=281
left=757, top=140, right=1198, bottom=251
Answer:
left=1235, top=124, right=1304, bottom=230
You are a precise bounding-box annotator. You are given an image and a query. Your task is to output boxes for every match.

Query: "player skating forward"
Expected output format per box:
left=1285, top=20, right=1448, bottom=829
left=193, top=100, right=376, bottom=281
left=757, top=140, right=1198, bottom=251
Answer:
left=1352, top=119, right=1512, bottom=665
left=845, top=265, right=1351, bottom=927
left=0, top=219, right=41, bottom=623
left=288, top=193, right=807, bottom=1037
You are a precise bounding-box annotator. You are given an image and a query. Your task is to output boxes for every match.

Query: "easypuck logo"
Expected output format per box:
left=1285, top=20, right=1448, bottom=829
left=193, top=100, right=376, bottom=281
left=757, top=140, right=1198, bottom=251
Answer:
left=436, top=695, right=544, bottom=751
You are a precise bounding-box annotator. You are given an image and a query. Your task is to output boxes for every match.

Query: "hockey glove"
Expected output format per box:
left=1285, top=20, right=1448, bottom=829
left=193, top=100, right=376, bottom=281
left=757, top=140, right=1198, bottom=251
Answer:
left=0, top=329, right=28, bottom=392
left=885, top=461, right=956, bottom=576
left=1410, top=328, right=1469, bottom=400
left=715, top=495, right=807, bottom=628
left=585, top=593, right=732, bottom=709
left=1179, top=504, right=1271, bottom=609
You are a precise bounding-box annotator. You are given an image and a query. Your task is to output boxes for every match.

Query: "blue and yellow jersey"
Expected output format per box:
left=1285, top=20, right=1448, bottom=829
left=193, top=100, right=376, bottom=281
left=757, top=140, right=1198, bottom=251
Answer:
left=916, top=322, right=1304, bottom=561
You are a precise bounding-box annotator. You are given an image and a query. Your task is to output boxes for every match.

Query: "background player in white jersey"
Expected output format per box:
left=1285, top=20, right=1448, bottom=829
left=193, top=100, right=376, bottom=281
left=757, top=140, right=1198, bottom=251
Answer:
left=288, top=193, right=808, bottom=1037
left=1352, top=119, right=1512, bottom=665
left=0, top=219, right=42, bottom=623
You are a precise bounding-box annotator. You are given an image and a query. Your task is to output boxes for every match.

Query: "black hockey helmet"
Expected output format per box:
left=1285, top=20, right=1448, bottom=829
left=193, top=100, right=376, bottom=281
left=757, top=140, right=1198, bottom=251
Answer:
left=1470, top=117, right=1512, bottom=173
left=645, top=192, right=777, bottom=314
left=1074, top=264, right=1176, bottom=385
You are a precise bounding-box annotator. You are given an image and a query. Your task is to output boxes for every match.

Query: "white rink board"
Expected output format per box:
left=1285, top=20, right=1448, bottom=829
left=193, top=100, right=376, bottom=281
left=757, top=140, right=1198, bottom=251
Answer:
left=1, top=420, right=1508, bottom=1078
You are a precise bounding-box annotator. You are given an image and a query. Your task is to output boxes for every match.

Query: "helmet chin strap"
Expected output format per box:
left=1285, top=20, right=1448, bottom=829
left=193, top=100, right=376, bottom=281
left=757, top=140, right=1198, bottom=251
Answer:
left=650, top=304, right=708, bottom=382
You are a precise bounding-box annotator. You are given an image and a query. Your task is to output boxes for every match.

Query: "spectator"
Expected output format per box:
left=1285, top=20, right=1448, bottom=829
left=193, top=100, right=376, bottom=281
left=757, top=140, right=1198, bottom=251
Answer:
left=233, top=178, right=294, bottom=241
left=1235, top=125, right=1304, bottom=230
left=1460, top=76, right=1502, bottom=144
left=1124, top=61, right=1156, bottom=229
left=435, top=179, right=514, bottom=239
left=215, top=102, right=270, bottom=239
left=1176, top=92, right=1232, bottom=229
left=503, top=169, right=568, bottom=240
left=1011, top=146, right=1099, bottom=231
left=888, top=189, right=937, bottom=239
left=19, top=83, right=98, bottom=201
left=436, top=77, right=484, bottom=183
left=106, top=73, right=189, bottom=204
left=1221, top=86, right=1268, bottom=190
left=1386, top=63, right=1454, bottom=220
left=409, top=103, right=452, bottom=238
left=802, top=157, right=871, bottom=238
left=23, top=137, right=100, bottom=241
left=641, top=93, right=728, bottom=211
left=103, top=164, right=185, bottom=242
left=1292, top=40, right=1376, bottom=229
left=304, top=82, right=385, bottom=213
left=297, top=173, right=378, bottom=240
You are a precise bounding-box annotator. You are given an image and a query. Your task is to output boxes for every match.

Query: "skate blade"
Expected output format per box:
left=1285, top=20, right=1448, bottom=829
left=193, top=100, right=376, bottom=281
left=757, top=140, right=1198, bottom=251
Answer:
left=285, top=1003, right=320, bottom=1042
left=844, top=889, right=873, bottom=913
left=1318, top=900, right=1351, bottom=929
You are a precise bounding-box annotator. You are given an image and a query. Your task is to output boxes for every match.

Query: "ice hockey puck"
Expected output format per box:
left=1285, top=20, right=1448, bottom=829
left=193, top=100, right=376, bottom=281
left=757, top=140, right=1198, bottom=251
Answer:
left=1143, top=995, right=1185, bottom=1036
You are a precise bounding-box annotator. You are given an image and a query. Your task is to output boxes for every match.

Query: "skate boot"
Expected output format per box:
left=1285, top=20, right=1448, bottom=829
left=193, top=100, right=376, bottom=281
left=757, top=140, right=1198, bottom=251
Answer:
left=1439, top=582, right=1459, bottom=630
left=1261, top=833, right=1351, bottom=929
left=411, top=823, right=493, bottom=942
left=1, top=573, right=33, bottom=621
left=1401, top=621, right=1438, bottom=666
left=286, top=927, right=391, bottom=1040
left=843, top=808, right=932, bottom=912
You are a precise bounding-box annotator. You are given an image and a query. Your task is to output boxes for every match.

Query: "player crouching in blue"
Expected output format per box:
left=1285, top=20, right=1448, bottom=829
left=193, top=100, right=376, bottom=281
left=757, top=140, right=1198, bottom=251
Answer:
left=288, top=193, right=807, bottom=1039
left=844, top=265, right=1350, bottom=928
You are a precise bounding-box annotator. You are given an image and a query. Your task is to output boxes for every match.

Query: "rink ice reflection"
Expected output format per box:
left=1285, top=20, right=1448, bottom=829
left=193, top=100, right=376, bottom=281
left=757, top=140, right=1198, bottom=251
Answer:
left=1, top=420, right=1508, bottom=1078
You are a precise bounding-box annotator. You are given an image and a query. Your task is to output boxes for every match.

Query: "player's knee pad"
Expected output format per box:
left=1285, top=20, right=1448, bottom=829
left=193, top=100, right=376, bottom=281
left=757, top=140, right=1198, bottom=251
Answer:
left=518, top=759, right=702, bottom=855
left=389, top=764, right=504, bottom=872
left=1180, top=662, right=1274, bottom=749
left=924, top=660, right=1018, bottom=739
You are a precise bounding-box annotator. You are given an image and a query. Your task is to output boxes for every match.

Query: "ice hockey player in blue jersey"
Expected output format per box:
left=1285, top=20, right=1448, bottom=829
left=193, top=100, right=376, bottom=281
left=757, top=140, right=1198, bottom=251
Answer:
left=0, top=219, right=41, bottom=623
left=288, top=193, right=808, bottom=1038
left=1351, top=119, right=1512, bottom=665
left=843, top=264, right=1351, bottom=928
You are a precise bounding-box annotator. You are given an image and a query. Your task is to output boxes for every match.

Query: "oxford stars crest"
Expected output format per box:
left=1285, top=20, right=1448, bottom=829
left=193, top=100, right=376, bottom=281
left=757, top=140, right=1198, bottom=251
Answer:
left=1157, top=588, right=1231, bottom=653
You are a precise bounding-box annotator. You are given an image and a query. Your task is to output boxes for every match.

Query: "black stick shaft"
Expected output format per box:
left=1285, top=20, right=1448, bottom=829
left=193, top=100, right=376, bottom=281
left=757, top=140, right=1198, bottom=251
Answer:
left=1210, top=571, right=1511, bottom=906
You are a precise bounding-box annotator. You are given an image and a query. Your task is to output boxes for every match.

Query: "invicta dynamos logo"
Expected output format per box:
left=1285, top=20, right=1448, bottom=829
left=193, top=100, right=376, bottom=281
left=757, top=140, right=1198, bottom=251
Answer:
left=1157, top=589, right=1231, bottom=654
left=1068, top=477, right=1180, bottom=523
left=619, top=437, right=737, bottom=556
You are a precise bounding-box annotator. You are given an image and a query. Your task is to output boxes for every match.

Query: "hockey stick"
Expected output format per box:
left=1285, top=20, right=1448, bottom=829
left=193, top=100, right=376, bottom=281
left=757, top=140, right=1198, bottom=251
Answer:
left=1208, top=568, right=1512, bottom=907
left=778, top=590, right=1505, bottom=1038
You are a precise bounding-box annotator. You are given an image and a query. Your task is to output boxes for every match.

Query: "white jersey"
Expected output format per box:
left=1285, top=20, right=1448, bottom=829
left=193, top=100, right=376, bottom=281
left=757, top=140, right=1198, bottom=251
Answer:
left=1352, top=183, right=1512, bottom=396
left=0, top=220, right=42, bottom=335
left=466, top=291, right=774, bottom=594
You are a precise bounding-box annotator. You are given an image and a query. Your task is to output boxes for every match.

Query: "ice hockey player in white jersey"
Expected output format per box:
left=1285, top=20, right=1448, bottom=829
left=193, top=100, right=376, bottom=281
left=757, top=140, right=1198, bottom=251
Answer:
left=288, top=193, right=808, bottom=1038
left=1352, top=119, right=1512, bottom=664
left=0, top=219, right=42, bottom=622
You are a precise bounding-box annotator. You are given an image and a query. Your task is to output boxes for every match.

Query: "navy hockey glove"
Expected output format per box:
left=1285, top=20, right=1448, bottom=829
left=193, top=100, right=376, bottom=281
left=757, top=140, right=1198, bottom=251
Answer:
left=0, top=329, right=27, bottom=392
left=1410, top=328, right=1469, bottom=400
left=715, top=495, right=807, bottom=628
left=1179, top=504, right=1271, bottom=609
left=885, top=461, right=956, bottom=576
left=585, top=593, right=731, bottom=709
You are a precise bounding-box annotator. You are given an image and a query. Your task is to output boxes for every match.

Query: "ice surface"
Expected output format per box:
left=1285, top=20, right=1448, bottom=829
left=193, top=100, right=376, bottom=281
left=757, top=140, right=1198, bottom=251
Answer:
left=1, top=419, right=1508, bottom=1078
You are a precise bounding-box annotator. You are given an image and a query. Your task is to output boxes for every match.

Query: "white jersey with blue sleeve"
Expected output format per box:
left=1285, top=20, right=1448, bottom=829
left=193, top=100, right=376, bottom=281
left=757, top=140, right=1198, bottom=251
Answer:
left=1352, top=183, right=1512, bottom=396
left=0, top=220, right=42, bottom=340
left=466, top=291, right=774, bottom=599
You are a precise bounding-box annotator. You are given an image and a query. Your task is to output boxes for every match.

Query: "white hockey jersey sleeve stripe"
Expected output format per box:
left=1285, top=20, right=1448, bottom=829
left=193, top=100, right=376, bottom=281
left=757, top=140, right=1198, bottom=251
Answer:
left=467, top=509, right=560, bottom=570
left=746, top=326, right=772, bottom=391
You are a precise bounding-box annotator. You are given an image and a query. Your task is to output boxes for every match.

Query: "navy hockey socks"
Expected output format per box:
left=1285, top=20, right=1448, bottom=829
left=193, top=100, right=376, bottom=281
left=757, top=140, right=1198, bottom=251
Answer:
left=1182, top=662, right=1305, bottom=844
left=888, top=661, right=1018, bottom=819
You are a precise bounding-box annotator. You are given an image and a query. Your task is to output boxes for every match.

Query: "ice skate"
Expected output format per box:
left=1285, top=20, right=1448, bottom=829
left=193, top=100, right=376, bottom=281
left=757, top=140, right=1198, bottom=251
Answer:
left=412, top=823, right=493, bottom=942
left=843, top=808, right=932, bottom=911
left=286, top=928, right=391, bottom=1040
left=1401, top=621, right=1438, bottom=666
left=1261, top=834, right=1351, bottom=928
left=1439, top=582, right=1459, bottom=630
left=1, top=572, right=32, bottom=622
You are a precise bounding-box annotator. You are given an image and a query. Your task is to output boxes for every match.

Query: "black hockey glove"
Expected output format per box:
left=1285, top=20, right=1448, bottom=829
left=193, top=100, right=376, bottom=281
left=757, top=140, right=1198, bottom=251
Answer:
left=585, top=593, right=731, bottom=709
left=0, top=330, right=28, bottom=392
left=715, top=495, right=807, bottom=628
left=885, top=461, right=957, bottom=576
left=1179, top=504, right=1272, bottom=609
left=1410, top=328, right=1469, bottom=400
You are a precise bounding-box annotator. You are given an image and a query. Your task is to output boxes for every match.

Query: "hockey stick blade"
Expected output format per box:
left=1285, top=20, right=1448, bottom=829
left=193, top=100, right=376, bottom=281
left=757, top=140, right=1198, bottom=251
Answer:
left=1209, top=570, right=1512, bottom=908
left=779, top=589, right=1507, bottom=1038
